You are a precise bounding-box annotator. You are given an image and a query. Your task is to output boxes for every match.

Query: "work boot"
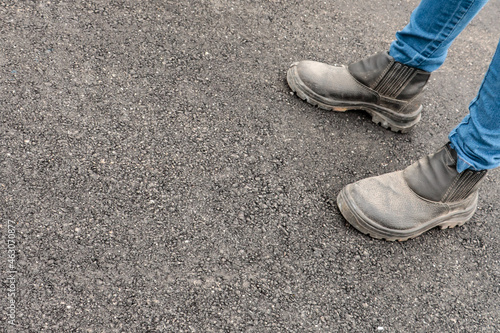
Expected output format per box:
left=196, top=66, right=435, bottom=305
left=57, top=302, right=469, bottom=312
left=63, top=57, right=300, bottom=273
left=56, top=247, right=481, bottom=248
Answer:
left=337, top=144, right=487, bottom=241
left=287, top=52, right=431, bottom=133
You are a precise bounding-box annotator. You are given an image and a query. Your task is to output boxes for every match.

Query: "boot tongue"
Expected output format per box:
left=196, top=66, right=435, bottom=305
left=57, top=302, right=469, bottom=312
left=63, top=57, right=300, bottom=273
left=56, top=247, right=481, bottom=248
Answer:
left=348, top=52, right=393, bottom=87
left=403, top=144, right=459, bottom=202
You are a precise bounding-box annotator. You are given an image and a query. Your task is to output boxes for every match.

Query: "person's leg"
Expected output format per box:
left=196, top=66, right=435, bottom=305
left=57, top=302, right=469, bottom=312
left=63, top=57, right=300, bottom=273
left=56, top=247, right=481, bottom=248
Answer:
left=337, top=39, right=499, bottom=241
left=449, top=40, right=500, bottom=172
left=390, top=0, right=490, bottom=72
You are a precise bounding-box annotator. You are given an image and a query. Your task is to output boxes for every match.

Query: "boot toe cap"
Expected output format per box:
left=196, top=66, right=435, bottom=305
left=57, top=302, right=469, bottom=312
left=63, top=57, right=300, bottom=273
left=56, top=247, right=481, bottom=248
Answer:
left=289, top=60, right=376, bottom=102
left=342, top=171, right=449, bottom=232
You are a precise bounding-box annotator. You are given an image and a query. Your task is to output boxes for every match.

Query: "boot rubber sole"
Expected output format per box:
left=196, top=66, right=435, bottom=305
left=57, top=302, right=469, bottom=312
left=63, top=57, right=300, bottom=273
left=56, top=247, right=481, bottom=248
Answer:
left=336, top=188, right=476, bottom=242
left=287, top=63, right=421, bottom=133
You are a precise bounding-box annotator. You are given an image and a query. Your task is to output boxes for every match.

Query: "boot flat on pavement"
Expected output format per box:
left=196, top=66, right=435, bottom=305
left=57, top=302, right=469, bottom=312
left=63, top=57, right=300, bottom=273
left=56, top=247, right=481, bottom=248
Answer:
left=287, top=52, right=430, bottom=133
left=337, top=144, right=487, bottom=241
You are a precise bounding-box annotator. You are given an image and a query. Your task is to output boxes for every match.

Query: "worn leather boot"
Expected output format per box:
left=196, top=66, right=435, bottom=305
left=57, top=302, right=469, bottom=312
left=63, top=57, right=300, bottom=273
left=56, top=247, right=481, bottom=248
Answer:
left=287, top=52, right=431, bottom=133
left=337, top=144, right=487, bottom=241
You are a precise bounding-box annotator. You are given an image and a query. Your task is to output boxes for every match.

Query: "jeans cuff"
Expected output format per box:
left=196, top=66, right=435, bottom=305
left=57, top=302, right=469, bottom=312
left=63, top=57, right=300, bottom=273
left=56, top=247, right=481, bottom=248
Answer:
left=456, top=156, right=476, bottom=173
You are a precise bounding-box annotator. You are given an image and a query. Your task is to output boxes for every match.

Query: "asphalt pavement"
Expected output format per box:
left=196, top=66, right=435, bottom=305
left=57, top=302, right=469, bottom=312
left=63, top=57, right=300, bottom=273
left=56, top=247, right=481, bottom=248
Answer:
left=1, top=0, right=499, bottom=332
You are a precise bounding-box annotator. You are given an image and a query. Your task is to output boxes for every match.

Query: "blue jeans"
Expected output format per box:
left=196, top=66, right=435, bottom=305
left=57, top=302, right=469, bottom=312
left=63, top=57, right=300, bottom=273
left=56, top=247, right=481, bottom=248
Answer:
left=389, top=0, right=499, bottom=172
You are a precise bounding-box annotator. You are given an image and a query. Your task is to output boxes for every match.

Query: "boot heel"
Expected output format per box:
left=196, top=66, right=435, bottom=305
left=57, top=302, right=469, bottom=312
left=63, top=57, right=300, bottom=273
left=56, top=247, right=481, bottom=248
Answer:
left=438, top=210, right=475, bottom=229
left=439, top=220, right=467, bottom=230
left=368, top=110, right=420, bottom=134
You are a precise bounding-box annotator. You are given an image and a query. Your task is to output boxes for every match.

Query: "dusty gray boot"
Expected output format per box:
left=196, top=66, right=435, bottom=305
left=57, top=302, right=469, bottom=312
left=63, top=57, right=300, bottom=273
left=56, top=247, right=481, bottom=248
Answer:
left=337, top=144, right=487, bottom=241
left=287, top=52, right=430, bottom=133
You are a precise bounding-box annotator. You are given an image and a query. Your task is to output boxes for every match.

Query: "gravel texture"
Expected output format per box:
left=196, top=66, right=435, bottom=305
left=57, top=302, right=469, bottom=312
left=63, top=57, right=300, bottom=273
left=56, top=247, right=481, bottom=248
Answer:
left=1, top=0, right=499, bottom=332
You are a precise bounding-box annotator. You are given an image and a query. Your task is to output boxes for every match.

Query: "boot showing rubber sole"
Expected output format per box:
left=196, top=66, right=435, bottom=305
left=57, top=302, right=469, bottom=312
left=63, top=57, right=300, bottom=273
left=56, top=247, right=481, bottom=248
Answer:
left=335, top=144, right=486, bottom=242
left=287, top=63, right=421, bottom=133
left=336, top=189, right=476, bottom=242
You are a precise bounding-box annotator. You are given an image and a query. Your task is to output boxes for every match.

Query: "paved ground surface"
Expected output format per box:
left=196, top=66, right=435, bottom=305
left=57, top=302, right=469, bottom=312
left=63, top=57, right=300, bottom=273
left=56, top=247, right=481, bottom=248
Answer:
left=1, top=0, right=499, bottom=332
